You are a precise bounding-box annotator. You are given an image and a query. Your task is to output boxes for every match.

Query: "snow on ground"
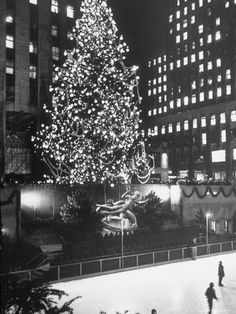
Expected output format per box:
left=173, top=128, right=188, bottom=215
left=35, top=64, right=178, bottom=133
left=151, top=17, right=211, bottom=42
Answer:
left=53, top=252, right=236, bottom=314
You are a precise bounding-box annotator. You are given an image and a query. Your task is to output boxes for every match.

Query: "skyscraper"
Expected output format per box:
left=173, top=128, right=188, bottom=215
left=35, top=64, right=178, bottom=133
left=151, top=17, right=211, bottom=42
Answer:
left=142, top=0, right=236, bottom=182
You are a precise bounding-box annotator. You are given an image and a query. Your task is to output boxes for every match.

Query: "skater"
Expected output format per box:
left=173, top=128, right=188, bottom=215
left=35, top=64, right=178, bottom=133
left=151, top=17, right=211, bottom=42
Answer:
left=218, top=261, right=225, bottom=286
left=205, top=282, right=217, bottom=314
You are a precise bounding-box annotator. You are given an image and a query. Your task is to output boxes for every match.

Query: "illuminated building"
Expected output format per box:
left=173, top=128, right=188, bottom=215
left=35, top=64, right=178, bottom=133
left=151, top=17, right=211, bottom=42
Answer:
left=142, top=0, right=236, bottom=182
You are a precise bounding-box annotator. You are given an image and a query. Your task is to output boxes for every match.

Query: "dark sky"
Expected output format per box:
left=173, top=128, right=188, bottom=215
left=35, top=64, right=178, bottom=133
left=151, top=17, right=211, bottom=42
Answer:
left=107, top=0, right=168, bottom=64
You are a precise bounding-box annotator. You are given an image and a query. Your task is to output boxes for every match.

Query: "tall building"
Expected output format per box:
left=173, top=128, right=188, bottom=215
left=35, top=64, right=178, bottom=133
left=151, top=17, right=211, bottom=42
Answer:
left=0, top=0, right=81, bottom=182
left=142, top=0, right=236, bottom=182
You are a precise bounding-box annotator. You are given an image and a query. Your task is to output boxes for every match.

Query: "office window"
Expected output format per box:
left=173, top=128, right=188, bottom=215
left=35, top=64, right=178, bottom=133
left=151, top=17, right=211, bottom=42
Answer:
left=6, top=35, right=14, bottom=49
left=200, top=92, right=204, bottom=102
left=208, top=77, right=213, bottom=85
left=193, top=118, right=197, bottom=129
left=210, top=114, right=216, bottom=126
left=30, top=0, right=37, bottom=4
left=208, top=90, right=213, bottom=99
left=226, top=69, right=231, bottom=79
left=158, top=57, right=161, bottom=63
left=29, top=65, right=37, bottom=79
left=176, top=122, right=181, bottom=132
left=221, top=130, right=226, bottom=143
left=217, top=87, right=222, bottom=97
left=191, top=54, right=196, bottom=63
left=192, top=41, right=196, bottom=49
left=184, top=96, right=189, bottom=106
left=216, top=58, right=221, bottom=67
left=207, top=34, right=212, bottom=43
left=201, top=116, right=206, bottom=127
left=168, top=123, right=173, bottom=133
left=184, top=120, right=189, bottom=130
left=163, top=75, right=167, bottom=82
left=52, top=25, right=58, bottom=36
left=192, top=94, right=196, bottom=103
left=148, top=61, right=151, bottom=68
left=6, top=16, right=13, bottom=23
left=51, top=0, right=59, bottom=13
left=6, top=60, right=14, bottom=74
left=52, top=46, right=59, bottom=60
left=226, top=85, right=231, bottom=95
left=202, top=133, right=207, bottom=145
left=230, top=110, right=236, bottom=122
left=29, top=42, right=37, bottom=54
left=220, top=112, right=226, bottom=124
left=158, top=86, right=162, bottom=93
left=215, top=31, right=221, bottom=40
left=148, top=128, right=151, bottom=136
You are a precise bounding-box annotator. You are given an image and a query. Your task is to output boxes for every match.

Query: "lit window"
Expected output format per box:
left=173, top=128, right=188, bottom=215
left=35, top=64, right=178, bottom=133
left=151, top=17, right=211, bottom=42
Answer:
left=148, top=61, right=151, bottom=68
left=148, top=128, right=151, bottom=136
left=158, top=66, right=162, bottom=73
left=177, top=98, right=181, bottom=107
left=154, top=126, right=158, bottom=135
left=199, top=0, right=203, bottom=7
left=52, top=46, right=59, bottom=60
left=200, top=78, right=204, bottom=87
left=183, top=57, right=188, bottom=65
left=6, top=16, right=13, bottom=23
left=6, top=60, right=14, bottom=74
left=158, top=57, right=161, bottom=63
left=158, top=96, right=162, bottom=103
left=170, top=62, right=174, bottom=70
left=6, top=35, right=14, bottom=49
left=177, top=0, right=180, bottom=5
left=220, top=112, right=226, bottom=123
left=192, top=94, right=196, bottom=103
left=161, top=125, right=166, bottom=135
left=216, top=17, right=220, bottom=26
left=199, top=64, right=204, bottom=72
left=191, top=16, right=195, bottom=24
left=163, top=75, right=167, bottom=82
left=221, top=130, right=226, bottom=143
left=183, top=32, right=188, bottom=40
left=177, top=60, right=181, bottom=68
left=202, top=133, right=207, bottom=145
left=29, top=65, right=37, bottom=79
left=29, top=0, right=37, bottom=4
left=164, top=65, right=167, bottom=71
left=192, top=81, right=196, bottom=89
left=158, top=86, right=162, bottom=93
left=208, top=90, right=213, bottom=99
left=153, top=78, right=156, bottom=85
left=199, top=25, right=203, bottom=33
left=176, top=122, right=181, bottom=132
left=210, top=114, right=216, bottom=126
left=215, top=31, right=221, bottom=40
left=176, top=35, right=180, bottom=43
left=177, top=23, right=180, bottom=31
left=192, top=41, right=196, bottom=49
left=29, top=41, right=37, bottom=54
left=234, top=148, right=236, bottom=160
left=148, top=110, right=152, bottom=116
left=148, top=90, right=151, bottom=96
left=231, top=110, right=236, bottom=122
left=158, top=77, right=162, bottom=84
left=153, top=88, right=156, bottom=95
left=212, top=150, right=226, bottom=162
left=217, top=75, right=222, bottom=82
left=52, top=25, right=58, bottom=36
left=184, top=96, right=189, bottom=106
left=153, top=108, right=157, bottom=115
left=163, top=85, right=167, bottom=92
left=183, top=20, right=187, bottom=28
left=184, top=7, right=187, bottom=15
left=199, top=38, right=204, bottom=46
left=217, top=87, right=222, bottom=97
left=191, top=54, right=196, bottom=63
left=216, top=58, right=221, bottom=67
left=176, top=11, right=180, bottom=19
left=51, top=0, right=59, bottom=13
left=201, top=116, right=206, bottom=127
left=184, top=120, right=189, bottom=130
left=226, top=69, right=231, bottom=80
left=192, top=3, right=195, bottom=10
left=169, top=14, right=173, bottom=22
left=193, top=118, right=197, bottom=128
left=199, top=51, right=204, bottom=60
left=200, top=92, right=204, bottom=102
left=168, top=123, right=173, bottom=133
left=207, top=34, right=212, bottom=43
left=225, top=1, right=229, bottom=7
left=208, top=78, right=213, bottom=85
left=207, top=61, right=212, bottom=70
left=169, top=100, right=174, bottom=109
left=153, top=59, right=156, bottom=66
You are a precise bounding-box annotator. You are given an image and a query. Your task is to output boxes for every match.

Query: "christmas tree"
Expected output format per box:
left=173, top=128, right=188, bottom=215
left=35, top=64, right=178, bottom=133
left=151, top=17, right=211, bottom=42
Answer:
left=33, top=0, right=152, bottom=184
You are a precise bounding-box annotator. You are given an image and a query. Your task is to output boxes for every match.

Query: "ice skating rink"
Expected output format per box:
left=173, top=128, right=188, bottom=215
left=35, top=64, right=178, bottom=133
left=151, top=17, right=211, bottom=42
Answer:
left=53, top=252, right=236, bottom=314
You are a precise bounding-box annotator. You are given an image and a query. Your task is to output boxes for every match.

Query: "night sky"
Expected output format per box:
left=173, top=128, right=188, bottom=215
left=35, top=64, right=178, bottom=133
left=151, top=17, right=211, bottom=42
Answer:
left=107, top=0, right=169, bottom=64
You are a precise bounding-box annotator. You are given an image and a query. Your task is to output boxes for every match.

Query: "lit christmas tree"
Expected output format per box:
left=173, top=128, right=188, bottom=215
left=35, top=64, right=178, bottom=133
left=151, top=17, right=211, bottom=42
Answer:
left=33, top=0, right=153, bottom=185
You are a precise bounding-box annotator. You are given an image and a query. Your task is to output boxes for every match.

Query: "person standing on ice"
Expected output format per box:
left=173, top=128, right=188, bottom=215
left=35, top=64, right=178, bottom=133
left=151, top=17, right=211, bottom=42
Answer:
left=205, top=282, right=218, bottom=314
left=218, top=261, right=225, bottom=286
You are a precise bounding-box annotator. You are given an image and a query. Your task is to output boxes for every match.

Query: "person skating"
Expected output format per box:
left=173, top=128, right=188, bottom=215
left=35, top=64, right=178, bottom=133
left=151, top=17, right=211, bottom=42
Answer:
left=205, top=282, right=218, bottom=314
left=218, top=261, right=225, bottom=286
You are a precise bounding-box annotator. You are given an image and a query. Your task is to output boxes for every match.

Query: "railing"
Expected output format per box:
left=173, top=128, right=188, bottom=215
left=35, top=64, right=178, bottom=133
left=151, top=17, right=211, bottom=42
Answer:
left=5, top=240, right=236, bottom=284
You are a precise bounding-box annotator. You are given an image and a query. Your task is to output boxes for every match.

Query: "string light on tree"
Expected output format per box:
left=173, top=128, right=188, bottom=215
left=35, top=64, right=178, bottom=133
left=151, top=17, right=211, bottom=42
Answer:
left=33, top=0, right=153, bottom=185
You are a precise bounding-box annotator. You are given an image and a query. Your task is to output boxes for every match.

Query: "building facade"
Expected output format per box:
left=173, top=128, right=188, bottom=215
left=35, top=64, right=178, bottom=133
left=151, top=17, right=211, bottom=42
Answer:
left=0, top=0, right=81, bottom=182
left=141, top=0, right=236, bottom=182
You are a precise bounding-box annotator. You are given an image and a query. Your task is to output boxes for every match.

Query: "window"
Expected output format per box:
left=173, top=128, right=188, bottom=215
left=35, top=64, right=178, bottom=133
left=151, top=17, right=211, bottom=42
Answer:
left=6, top=16, right=13, bottom=23
left=52, top=46, right=59, bottom=60
left=176, top=122, right=181, bottom=132
left=153, top=88, right=156, bottom=95
left=191, top=16, right=195, bottom=24
left=184, top=120, right=189, bottom=130
left=226, top=85, right=231, bottom=95
left=177, top=60, right=181, bottom=68
left=199, top=0, right=203, bottom=7
left=169, top=100, right=174, bottom=109
left=201, top=116, right=206, bottom=127
left=153, top=78, right=156, bottom=85
left=210, top=114, right=216, bottom=126
left=29, top=65, right=37, bottom=79
left=6, top=35, right=14, bottom=49
left=161, top=125, right=166, bottom=135
left=51, top=0, right=59, bottom=13
left=192, top=94, right=196, bottom=103
left=169, top=14, right=173, bottom=22
left=221, top=130, right=226, bottom=142
left=234, top=148, right=236, bottom=160
left=212, top=150, right=226, bottom=162
left=148, top=61, right=151, bottom=68
left=153, top=59, right=156, bottom=66
left=176, top=35, right=180, bottom=43
left=217, top=75, right=222, bottom=82
left=193, top=118, right=197, bottom=129
left=183, top=32, right=188, bottom=40
left=170, top=62, right=173, bottom=70
left=6, top=60, right=14, bottom=74
left=29, top=0, right=37, bottom=4
left=154, top=126, right=158, bottom=135
left=230, top=110, right=236, bottom=122
left=217, top=87, right=222, bottom=97
left=184, top=7, right=187, bottom=15
left=199, top=64, right=204, bottom=72
left=207, top=34, right=212, bottom=43
left=202, top=133, right=207, bottom=145
left=168, top=123, right=173, bottom=133
left=215, top=31, right=221, bottom=40
left=176, top=11, right=180, bottom=19
left=52, top=25, right=58, bottom=36
left=200, top=92, right=204, bottom=102
left=192, top=81, right=196, bottom=89
left=199, top=38, right=204, bottom=46
left=220, top=112, right=226, bottom=124
left=158, top=66, right=162, bottom=73
left=199, top=25, right=203, bottom=34
left=184, top=96, right=189, bottom=106
left=191, top=54, right=196, bottom=63
left=148, top=110, right=152, bottom=116
left=226, top=69, right=231, bottom=80
left=225, top=1, right=229, bottom=8
left=29, top=41, right=37, bottom=54
left=148, top=90, right=151, bottom=96
left=216, top=58, right=221, bottom=67
left=216, top=17, right=220, bottom=26
left=199, top=51, right=204, bottom=60
left=207, top=61, right=212, bottom=70
left=177, top=98, right=181, bottom=107
left=192, top=3, right=195, bottom=10
left=153, top=108, right=157, bottom=115
left=208, top=90, right=213, bottom=99
left=183, top=20, right=187, bottom=28
left=176, top=23, right=180, bottom=31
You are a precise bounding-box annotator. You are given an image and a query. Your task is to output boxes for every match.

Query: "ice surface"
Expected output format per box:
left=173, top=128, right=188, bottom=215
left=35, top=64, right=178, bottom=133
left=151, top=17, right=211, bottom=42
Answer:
left=53, top=252, right=236, bottom=314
